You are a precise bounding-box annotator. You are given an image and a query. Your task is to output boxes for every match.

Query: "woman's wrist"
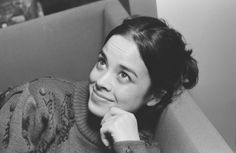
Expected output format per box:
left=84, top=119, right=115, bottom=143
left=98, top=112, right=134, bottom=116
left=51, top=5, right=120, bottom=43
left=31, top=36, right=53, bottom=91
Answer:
left=113, top=140, right=148, bottom=153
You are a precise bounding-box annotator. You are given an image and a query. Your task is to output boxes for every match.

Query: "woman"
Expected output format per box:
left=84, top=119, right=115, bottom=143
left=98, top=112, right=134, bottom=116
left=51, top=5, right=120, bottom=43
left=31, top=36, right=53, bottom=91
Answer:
left=0, top=16, right=198, bottom=153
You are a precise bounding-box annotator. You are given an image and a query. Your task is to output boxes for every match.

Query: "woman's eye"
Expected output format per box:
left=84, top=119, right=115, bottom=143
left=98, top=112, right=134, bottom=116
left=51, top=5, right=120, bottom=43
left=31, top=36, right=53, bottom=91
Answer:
left=96, top=57, right=106, bottom=69
left=118, top=72, right=131, bottom=82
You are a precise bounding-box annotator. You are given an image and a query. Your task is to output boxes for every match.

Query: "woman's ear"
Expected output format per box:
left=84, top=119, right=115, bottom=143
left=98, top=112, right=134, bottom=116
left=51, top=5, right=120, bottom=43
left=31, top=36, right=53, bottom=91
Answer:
left=146, top=97, right=160, bottom=106
left=146, top=90, right=167, bottom=107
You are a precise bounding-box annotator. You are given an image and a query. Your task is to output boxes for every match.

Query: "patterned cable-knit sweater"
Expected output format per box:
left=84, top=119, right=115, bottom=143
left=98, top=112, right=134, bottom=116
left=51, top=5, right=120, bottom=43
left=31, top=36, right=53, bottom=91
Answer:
left=0, top=77, right=160, bottom=153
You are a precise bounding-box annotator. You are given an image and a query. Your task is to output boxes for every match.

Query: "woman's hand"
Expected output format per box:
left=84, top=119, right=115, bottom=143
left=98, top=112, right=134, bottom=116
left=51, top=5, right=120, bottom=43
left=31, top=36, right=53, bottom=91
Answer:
left=100, top=107, right=140, bottom=147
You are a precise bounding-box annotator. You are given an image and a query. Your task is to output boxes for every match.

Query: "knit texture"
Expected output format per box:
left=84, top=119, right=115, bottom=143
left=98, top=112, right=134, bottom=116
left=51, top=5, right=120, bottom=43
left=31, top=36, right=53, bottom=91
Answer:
left=73, top=81, right=104, bottom=147
left=0, top=77, right=160, bottom=153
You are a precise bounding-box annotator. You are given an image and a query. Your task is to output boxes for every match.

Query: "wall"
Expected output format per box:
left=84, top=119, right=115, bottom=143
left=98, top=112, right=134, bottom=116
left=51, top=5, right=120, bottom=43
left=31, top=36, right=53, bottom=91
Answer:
left=129, top=0, right=157, bottom=17
left=156, top=0, right=236, bottom=151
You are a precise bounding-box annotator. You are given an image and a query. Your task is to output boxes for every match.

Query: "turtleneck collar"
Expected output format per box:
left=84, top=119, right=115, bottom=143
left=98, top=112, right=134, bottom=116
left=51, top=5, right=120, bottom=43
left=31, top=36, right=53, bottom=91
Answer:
left=72, top=81, right=104, bottom=147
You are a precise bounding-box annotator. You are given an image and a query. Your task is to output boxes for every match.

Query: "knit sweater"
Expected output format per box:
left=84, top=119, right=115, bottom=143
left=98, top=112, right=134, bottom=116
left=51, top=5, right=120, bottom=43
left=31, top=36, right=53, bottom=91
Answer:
left=0, top=77, right=160, bottom=153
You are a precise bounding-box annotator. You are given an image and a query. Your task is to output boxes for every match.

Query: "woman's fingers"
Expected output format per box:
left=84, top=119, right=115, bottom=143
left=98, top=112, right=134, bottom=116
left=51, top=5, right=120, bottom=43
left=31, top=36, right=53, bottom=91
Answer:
left=109, top=107, right=128, bottom=115
left=101, top=107, right=128, bottom=124
left=100, top=127, right=110, bottom=147
left=100, top=107, right=140, bottom=147
left=100, top=116, right=118, bottom=147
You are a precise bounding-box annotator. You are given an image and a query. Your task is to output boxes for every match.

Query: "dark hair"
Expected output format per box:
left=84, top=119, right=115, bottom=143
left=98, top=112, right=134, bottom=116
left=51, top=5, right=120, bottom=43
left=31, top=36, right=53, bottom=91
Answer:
left=104, top=16, right=199, bottom=133
left=104, top=16, right=199, bottom=109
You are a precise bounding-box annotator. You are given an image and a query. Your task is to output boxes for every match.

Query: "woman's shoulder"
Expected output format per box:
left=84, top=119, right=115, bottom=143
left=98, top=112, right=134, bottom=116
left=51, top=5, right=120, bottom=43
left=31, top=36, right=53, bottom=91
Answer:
left=29, top=76, right=75, bottom=89
left=0, top=76, right=79, bottom=115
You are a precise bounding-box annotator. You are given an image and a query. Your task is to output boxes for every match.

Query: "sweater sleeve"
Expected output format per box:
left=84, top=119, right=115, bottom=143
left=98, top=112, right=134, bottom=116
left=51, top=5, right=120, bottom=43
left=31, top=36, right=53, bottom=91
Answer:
left=0, top=77, right=75, bottom=153
left=113, top=140, right=161, bottom=153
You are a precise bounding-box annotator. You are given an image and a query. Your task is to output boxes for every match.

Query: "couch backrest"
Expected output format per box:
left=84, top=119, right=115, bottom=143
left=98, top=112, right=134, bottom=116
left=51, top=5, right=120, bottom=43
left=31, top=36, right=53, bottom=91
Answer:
left=0, top=0, right=129, bottom=91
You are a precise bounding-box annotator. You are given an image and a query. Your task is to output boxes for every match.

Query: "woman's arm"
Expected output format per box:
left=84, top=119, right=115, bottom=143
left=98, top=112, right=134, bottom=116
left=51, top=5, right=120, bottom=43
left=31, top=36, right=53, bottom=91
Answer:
left=113, top=140, right=160, bottom=153
left=0, top=77, right=75, bottom=153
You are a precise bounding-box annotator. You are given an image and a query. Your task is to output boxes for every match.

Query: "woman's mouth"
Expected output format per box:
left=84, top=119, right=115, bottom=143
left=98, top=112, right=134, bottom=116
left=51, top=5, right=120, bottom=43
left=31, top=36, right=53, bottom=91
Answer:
left=91, top=89, right=115, bottom=103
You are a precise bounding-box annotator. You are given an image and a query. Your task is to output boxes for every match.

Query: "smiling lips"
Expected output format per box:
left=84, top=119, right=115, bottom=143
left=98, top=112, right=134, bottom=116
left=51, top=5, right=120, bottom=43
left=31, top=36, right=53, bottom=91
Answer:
left=92, top=89, right=114, bottom=103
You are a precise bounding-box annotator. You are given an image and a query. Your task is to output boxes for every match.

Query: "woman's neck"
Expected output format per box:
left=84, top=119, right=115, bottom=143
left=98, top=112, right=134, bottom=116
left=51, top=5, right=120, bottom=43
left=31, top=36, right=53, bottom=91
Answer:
left=72, top=81, right=104, bottom=147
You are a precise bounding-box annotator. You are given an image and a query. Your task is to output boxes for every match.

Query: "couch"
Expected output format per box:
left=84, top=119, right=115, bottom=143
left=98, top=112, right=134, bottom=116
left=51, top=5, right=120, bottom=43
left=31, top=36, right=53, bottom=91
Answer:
left=0, top=0, right=233, bottom=152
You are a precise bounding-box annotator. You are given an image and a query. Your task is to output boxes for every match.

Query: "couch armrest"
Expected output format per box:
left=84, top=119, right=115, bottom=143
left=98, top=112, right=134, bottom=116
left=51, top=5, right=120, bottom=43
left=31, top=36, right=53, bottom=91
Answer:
left=156, top=92, right=234, bottom=153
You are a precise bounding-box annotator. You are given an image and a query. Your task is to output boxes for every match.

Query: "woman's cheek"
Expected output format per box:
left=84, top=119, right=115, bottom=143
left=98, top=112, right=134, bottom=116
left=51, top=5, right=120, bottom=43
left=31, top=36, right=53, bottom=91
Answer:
left=89, top=67, right=98, bottom=82
left=115, top=90, right=133, bottom=110
left=118, top=89, right=147, bottom=113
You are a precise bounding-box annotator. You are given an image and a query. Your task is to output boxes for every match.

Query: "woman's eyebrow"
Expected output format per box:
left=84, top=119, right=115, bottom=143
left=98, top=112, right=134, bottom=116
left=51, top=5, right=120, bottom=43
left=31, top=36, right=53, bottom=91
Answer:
left=119, top=65, right=138, bottom=78
left=99, top=50, right=138, bottom=78
left=98, top=50, right=107, bottom=60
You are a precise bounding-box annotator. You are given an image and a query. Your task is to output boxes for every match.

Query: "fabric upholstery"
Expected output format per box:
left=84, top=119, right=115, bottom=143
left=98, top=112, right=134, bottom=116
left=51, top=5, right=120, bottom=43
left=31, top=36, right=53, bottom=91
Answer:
left=0, top=0, right=128, bottom=91
left=156, top=92, right=234, bottom=153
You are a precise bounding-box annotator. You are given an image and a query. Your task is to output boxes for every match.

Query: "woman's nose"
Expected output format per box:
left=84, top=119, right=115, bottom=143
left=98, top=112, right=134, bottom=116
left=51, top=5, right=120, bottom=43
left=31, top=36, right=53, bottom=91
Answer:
left=96, top=72, right=112, bottom=92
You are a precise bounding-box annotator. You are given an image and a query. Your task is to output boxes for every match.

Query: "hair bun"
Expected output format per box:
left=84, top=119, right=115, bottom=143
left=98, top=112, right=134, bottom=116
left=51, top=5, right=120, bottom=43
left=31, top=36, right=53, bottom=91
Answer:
left=185, top=50, right=192, bottom=58
left=183, top=51, right=199, bottom=89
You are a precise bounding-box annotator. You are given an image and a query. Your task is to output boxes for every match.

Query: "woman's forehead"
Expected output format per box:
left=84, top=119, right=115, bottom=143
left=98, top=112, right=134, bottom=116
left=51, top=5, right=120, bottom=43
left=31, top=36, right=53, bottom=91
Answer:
left=104, top=35, right=137, bottom=55
left=102, top=35, right=149, bottom=77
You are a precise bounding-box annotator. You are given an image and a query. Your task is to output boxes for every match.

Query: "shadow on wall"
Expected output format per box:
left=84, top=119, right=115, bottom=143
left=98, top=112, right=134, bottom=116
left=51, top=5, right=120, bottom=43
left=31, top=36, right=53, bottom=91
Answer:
left=38, top=0, right=130, bottom=15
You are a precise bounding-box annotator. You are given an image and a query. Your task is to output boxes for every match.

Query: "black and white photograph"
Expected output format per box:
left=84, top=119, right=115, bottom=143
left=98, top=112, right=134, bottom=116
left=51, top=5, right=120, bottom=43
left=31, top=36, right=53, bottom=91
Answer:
left=0, top=0, right=235, bottom=153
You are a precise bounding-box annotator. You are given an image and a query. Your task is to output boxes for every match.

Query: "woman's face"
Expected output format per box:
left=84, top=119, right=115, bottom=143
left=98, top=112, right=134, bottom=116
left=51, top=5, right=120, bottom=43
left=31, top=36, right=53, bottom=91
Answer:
left=88, top=35, right=152, bottom=117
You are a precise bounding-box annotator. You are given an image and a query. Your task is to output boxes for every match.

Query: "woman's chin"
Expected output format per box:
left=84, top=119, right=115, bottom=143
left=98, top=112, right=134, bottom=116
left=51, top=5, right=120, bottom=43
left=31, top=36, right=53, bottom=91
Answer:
left=88, top=99, right=109, bottom=117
